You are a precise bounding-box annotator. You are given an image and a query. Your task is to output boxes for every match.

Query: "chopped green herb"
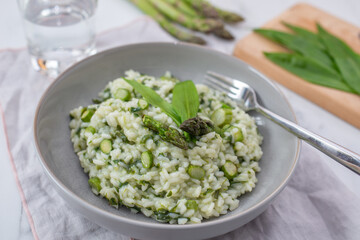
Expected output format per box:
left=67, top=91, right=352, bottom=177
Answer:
left=109, top=197, right=118, bottom=206
left=154, top=210, right=171, bottom=222
left=92, top=98, right=102, bottom=104
left=203, top=189, right=214, bottom=196
left=186, top=200, right=198, bottom=210
left=117, top=130, right=129, bottom=143
left=130, top=107, right=142, bottom=112
left=119, top=182, right=129, bottom=188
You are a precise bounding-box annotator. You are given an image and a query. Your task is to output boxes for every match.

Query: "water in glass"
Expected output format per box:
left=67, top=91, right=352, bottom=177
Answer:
left=19, top=0, right=97, bottom=78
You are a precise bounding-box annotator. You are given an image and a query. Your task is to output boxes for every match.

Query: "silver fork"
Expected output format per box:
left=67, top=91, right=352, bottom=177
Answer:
left=206, top=71, right=360, bottom=175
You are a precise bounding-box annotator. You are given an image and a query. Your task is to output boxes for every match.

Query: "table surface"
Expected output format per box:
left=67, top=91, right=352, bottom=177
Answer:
left=0, top=0, right=359, bottom=239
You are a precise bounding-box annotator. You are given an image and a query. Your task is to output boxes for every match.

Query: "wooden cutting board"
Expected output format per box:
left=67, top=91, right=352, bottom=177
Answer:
left=233, top=3, right=360, bottom=129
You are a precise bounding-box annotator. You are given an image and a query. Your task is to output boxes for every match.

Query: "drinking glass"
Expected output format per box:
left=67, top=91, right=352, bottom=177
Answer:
left=17, top=0, right=98, bottom=78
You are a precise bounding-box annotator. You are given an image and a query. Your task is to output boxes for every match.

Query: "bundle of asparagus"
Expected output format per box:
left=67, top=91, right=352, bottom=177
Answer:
left=130, top=0, right=244, bottom=44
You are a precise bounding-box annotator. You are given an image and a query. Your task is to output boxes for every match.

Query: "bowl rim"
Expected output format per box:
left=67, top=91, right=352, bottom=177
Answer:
left=33, top=42, right=301, bottom=230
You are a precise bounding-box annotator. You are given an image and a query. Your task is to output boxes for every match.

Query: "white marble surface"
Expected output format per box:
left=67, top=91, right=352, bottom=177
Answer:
left=0, top=0, right=359, bottom=239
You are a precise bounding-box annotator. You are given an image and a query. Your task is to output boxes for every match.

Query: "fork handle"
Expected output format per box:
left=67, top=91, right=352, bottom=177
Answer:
left=257, top=105, right=360, bottom=175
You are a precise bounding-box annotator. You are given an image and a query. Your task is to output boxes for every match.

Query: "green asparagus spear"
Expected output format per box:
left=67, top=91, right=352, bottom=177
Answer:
left=149, top=0, right=222, bottom=33
left=184, top=0, right=244, bottom=23
left=213, top=27, right=234, bottom=40
left=183, top=0, right=218, bottom=18
left=179, top=116, right=213, bottom=136
left=142, top=115, right=188, bottom=149
left=165, top=0, right=197, bottom=18
left=131, top=0, right=205, bottom=44
left=165, top=0, right=233, bottom=40
left=214, top=6, right=244, bottom=23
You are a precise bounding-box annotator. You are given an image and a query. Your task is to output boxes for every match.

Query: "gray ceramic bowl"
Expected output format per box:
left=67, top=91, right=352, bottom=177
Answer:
left=34, top=43, right=300, bottom=240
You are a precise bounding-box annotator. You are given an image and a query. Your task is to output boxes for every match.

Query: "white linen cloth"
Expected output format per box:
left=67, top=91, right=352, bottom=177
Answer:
left=0, top=18, right=359, bottom=240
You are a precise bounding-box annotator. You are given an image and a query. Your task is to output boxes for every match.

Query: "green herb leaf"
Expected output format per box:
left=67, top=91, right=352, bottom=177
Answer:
left=317, top=24, right=360, bottom=94
left=255, top=23, right=360, bottom=95
left=124, top=79, right=182, bottom=125
left=172, top=80, right=199, bottom=122
left=282, top=22, right=324, bottom=49
left=254, top=28, right=336, bottom=71
left=264, top=52, right=356, bottom=93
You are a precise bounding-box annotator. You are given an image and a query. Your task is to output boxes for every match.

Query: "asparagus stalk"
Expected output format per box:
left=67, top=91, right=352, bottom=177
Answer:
left=179, top=116, right=213, bottom=136
left=164, top=0, right=197, bottom=18
left=143, top=115, right=188, bottom=149
left=183, top=0, right=218, bottom=18
left=213, top=27, right=234, bottom=40
left=131, top=0, right=205, bottom=44
left=215, top=6, right=244, bottom=23
left=183, top=0, right=244, bottom=23
left=165, top=0, right=233, bottom=39
left=149, top=0, right=223, bottom=33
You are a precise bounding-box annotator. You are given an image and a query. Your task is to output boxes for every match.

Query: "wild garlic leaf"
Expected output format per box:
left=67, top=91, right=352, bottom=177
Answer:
left=124, top=79, right=182, bottom=125
left=264, top=52, right=356, bottom=93
left=317, top=24, right=360, bottom=94
left=254, top=28, right=336, bottom=71
left=282, top=22, right=325, bottom=50
left=172, top=80, right=199, bottom=123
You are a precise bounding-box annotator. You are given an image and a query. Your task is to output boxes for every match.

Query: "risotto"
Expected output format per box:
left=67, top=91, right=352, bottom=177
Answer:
left=69, top=70, right=263, bottom=224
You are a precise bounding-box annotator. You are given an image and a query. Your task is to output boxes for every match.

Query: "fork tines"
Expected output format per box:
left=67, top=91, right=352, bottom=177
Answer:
left=205, top=71, right=239, bottom=97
